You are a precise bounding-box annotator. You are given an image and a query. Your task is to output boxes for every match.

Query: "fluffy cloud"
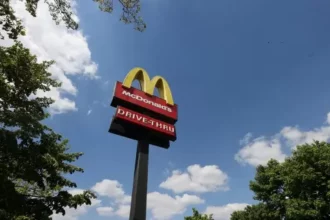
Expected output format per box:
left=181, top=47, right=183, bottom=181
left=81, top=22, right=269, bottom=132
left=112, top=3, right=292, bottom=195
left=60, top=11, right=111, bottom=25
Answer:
left=92, top=179, right=125, bottom=198
left=96, top=206, right=114, bottom=216
left=160, top=164, right=229, bottom=193
left=92, top=179, right=132, bottom=218
left=115, top=205, right=131, bottom=218
left=1, top=0, right=98, bottom=114
left=93, top=179, right=205, bottom=220
left=235, top=112, right=330, bottom=167
left=239, top=132, right=252, bottom=145
left=91, top=179, right=130, bottom=204
left=204, top=203, right=249, bottom=220
left=97, top=192, right=204, bottom=220
left=281, top=126, right=330, bottom=149
left=96, top=205, right=131, bottom=218
left=235, top=136, right=286, bottom=167
left=147, top=192, right=205, bottom=220
left=52, top=189, right=101, bottom=220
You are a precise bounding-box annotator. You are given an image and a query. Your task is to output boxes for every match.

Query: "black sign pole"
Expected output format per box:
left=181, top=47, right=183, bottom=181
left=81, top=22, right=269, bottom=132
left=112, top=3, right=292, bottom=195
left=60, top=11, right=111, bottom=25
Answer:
left=129, top=140, right=149, bottom=220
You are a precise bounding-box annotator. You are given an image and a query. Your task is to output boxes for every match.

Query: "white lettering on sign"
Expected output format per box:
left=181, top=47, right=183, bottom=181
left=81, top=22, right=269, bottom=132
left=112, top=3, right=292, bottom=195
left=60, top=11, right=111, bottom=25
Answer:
left=117, top=108, right=125, bottom=115
left=122, top=90, right=172, bottom=113
left=117, top=108, right=175, bottom=134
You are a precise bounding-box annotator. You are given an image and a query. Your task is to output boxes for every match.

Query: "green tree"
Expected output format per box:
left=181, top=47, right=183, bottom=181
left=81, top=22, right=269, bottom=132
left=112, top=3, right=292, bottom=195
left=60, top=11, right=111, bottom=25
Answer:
left=231, top=141, right=330, bottom=220
left=0, top=0, right=145, bottom=39
left=0, top=42, right=95, bottom=220
left=231, top=204, right=279, bottom=220
left=184, top=208, right=214, bottom=220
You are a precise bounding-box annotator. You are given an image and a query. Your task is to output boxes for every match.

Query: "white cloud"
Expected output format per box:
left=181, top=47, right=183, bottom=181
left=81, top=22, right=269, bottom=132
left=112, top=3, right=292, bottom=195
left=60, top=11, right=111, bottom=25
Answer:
left=160, top=164, right=229, bottom=193
left=235, top=112, right=330, bottom=167
left=87, top=109, right=92, bottom=115
left=91, top=179, right=128, bottom=203
left=33, top=88, right=77, bottom=115
left=96, top=206, right=114, bottom=216
left=96, top=205, right=130, bottom=218
left=92, top=179, right=132, bottom=218
left=281, top=126, right=330, bottom=149
left=92, top=179, right=205, bottom=220
left=122, top=195, right=132, bottom=204
left=109, top=192, right=204, bottom=220
left=52, top=189, right=101, bottom=220
left=163, top=168, right=170, bottom=176
left=115, top=205, right=131, bottom=218
left=327, top=113, right=330, bottom=125
left=147, top=192, right=204, bottom=220
left=235, top=137, right=286, bottom=167
left=66, top=189, right=85, bottom=196
left=96, top=204, right=130, bottom=219
left=2, top=0, right=98, bottom=114
left=239, top=133, right=252, bottom=145
left=163, top=161, right=175, bottom=177
left=204, top=203, right=249, bottom=220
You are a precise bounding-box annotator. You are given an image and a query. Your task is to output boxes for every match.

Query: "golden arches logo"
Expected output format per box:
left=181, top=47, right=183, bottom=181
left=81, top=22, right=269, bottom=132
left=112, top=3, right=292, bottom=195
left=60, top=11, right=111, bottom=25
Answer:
left=122, top=67, right=175, bottom=106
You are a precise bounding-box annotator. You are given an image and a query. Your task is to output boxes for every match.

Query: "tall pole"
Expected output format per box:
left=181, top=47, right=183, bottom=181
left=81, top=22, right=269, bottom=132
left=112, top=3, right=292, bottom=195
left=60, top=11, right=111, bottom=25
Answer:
left=129, top=140, right=149, bottom=220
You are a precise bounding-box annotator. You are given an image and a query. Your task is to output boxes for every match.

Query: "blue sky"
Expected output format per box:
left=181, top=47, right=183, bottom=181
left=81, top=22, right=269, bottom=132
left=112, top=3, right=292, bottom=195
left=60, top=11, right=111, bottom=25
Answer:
left=6, top=0, right=330, bottom=219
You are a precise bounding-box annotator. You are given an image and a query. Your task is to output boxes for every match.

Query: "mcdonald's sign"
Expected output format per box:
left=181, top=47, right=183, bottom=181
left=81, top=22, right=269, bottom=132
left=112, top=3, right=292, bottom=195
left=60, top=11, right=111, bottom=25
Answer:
left=109, top=67, right=178, bottom=148
left=108, top=68, right=178, bottom=219
left=111, top=67, right=178, bottom=124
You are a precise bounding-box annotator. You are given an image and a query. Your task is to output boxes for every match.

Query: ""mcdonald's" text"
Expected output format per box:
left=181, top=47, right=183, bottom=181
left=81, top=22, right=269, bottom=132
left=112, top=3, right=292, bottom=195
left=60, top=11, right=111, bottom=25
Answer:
left=112, top=81, right=178, bottom=123
left=121, top=90, right=172, bottom=112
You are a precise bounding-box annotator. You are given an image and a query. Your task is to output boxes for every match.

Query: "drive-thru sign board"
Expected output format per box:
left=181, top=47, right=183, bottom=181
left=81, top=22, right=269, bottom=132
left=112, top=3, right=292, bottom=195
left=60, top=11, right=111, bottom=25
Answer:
left=109, top=67, right=178, bottom=148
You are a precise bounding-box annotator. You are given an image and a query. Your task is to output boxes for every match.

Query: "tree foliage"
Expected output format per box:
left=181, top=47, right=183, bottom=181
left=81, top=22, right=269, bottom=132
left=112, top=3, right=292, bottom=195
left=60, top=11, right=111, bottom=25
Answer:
left=1, top=0, right=146, bottom=39
left=0, top=42, right=95, bottom=220
left=231, top=141, right=330, bottom=220
left=184, top=208, right=214, bottom=220
left=94, top=0, right=146, bottom=31
left=231, top=203, right=279, bottom=220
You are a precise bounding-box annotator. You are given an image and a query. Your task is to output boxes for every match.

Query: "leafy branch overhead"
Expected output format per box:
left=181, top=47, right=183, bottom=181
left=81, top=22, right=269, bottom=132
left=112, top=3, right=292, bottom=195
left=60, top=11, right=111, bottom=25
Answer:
left=0, top=42, right=95, bottom=219
left=0, top=0, right=146, bottom=40
left=95, top=0, right=146, bottom=31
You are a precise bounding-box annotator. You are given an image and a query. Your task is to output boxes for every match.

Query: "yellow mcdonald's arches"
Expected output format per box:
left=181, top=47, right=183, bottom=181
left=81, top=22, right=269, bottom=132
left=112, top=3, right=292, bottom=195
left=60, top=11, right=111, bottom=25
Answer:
left=122, top=67, right=175, bottom=105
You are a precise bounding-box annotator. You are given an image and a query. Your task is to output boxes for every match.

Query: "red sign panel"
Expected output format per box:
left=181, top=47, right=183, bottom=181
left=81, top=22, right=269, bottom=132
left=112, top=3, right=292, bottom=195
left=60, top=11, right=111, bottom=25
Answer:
left=115, top=106, right=176, bottom=138
left=113, top=82, right=178, bottom=122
